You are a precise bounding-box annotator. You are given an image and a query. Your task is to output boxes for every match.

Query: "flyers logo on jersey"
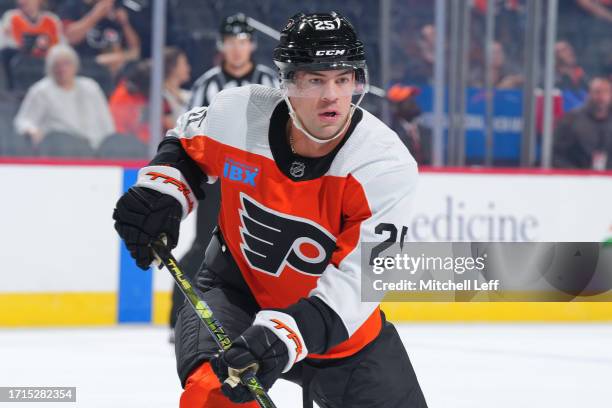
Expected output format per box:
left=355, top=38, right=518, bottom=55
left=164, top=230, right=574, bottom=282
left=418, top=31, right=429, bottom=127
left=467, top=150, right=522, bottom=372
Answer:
left=238, top=193, right=336, bottom=277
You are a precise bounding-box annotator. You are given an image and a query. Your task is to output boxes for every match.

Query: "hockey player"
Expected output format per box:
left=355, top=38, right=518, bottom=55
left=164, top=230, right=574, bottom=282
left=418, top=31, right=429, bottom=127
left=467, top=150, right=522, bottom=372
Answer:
left=169, top=13, right=279, bottom=336
left=113, top=11, right=427, bottom=408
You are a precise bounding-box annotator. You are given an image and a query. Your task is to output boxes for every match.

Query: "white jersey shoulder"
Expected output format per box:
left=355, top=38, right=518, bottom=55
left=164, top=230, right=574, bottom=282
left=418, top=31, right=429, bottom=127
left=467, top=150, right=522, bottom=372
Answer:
left=168, top=84, right=282, bottom=158
left=330, top=107, right=418, bottom=185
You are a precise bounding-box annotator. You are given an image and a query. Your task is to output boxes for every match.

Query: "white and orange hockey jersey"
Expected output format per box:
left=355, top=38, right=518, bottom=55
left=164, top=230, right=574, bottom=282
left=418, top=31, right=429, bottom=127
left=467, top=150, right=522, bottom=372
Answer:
left=138, top=84, right=418, bottom=360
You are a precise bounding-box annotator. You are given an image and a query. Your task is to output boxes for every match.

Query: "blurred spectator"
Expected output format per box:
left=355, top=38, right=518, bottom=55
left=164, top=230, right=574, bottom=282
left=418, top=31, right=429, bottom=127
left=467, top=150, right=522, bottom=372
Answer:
left=163, top=46, right=191, bottom=128
left=0, top=0, right=63, bottom=57
left=555, top=40, right=589, bottom=91
left=470, top=41, right=523, bottom=89
left=0, top=0, right=64, bottom=89
left=58, top=0, right=140, bottom=76
left=108, top=59, right=149, bottom=142
left=14, top=44, right=114, bottom=148
left=553, top=77, right=612, bottom=170
left=109, top=59, right=171, bottom=143
left=402, top=24, right=435, bottom=85
left=387, top=84, right=432, bottom=165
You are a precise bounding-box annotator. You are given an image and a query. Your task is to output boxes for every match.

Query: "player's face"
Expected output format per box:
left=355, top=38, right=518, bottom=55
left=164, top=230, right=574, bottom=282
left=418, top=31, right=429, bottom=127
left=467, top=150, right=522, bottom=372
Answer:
left=222, top=36, right=254, bottom=69
left=289, top=69, right=356, bottom=140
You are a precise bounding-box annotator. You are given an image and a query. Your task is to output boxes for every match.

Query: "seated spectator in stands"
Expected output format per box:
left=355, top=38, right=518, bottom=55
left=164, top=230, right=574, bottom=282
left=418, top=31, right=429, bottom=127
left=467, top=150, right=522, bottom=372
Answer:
left=14, top=44, right=114, bottom=148
left=0, top=0, right=63, bottom=57
left=109, top=60, right=149, bottom=143
left=58, top=0, right=140, bottom=77
left=163, top=47, right=191, bottom=129
left=470, top=41, right=523, bottom=89
left=387, top=84, right=432, bottom=165
left=553, top=77, right=612, bottom=170
left=555, top=40, right=589, bottom=91
left=109, top=59, right=172, bottom=144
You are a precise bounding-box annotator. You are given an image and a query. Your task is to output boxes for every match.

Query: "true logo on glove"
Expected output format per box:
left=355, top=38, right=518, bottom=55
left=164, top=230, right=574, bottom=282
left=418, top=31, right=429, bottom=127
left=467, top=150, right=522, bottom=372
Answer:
left=270, top=318, right=303, bottom=363
left=145, top=172, right=195, bottom=213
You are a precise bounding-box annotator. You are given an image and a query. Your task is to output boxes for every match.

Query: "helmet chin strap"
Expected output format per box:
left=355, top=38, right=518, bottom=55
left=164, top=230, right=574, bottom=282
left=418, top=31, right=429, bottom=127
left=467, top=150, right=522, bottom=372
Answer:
left=284, top=92, right=366, bottom=144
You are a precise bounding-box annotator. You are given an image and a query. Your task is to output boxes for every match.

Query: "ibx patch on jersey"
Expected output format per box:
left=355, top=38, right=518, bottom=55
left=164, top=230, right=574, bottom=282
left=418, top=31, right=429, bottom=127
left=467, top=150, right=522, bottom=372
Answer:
left=223, top=157, right=260, bottom=187
left=238, top=193, right=337, bottom=277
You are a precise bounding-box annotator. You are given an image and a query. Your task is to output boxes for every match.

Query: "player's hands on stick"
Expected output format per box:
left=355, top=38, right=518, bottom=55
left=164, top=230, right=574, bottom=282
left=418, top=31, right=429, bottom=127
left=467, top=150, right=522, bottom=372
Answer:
left=113, top=187, right=182, bottom=269
left=211, top=325, right=289, bottom=403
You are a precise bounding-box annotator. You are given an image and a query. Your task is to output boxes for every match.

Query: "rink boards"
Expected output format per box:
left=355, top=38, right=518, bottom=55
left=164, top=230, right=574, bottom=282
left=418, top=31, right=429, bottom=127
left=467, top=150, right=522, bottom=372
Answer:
left=1, top=161, right=612, bottom=326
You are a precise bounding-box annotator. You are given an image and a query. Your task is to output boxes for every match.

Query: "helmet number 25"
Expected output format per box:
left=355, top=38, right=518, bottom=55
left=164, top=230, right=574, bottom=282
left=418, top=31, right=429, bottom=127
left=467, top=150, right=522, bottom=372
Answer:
left=313, top=20, right=337, bottom=30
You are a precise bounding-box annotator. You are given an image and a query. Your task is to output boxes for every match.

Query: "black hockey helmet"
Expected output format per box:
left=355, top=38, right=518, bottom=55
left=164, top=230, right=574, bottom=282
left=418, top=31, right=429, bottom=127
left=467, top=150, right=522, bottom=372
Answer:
left=273, top=11, right=367, bottom=91
left=273, top=12, right=368, bottom=143
left=219, top=13, right=254, bottom=39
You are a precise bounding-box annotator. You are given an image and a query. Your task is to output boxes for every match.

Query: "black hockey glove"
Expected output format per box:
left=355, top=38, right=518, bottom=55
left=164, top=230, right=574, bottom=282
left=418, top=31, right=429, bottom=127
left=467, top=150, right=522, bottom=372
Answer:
left=210, top=325, right=289, bottom=403
left=113, top=186, right=182, bottom=270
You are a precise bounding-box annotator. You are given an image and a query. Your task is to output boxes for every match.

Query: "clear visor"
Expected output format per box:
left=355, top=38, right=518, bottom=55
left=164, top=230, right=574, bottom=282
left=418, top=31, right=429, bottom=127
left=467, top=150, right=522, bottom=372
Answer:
left=281, top=65, right=369, bottom=98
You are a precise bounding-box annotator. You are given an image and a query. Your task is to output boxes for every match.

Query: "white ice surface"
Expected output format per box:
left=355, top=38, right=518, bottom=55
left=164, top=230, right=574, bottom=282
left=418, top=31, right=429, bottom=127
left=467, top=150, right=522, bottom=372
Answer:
left=1, top=324, right=611, bottom=407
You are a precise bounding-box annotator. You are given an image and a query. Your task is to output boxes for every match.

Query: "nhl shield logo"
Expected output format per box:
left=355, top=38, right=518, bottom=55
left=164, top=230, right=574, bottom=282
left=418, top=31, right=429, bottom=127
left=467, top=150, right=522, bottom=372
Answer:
left=290, top=161, right=306, bottom=178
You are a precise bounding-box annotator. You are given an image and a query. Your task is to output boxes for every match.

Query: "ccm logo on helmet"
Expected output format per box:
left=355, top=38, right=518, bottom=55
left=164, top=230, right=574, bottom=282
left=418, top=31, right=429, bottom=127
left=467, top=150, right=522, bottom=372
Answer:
left=315, top=49, right=346, bottom=56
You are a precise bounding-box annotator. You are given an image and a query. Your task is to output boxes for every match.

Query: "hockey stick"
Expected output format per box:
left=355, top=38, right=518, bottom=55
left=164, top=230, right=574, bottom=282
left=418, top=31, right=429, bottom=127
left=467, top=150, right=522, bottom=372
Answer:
left=150, top=240, right=278, bottom=408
